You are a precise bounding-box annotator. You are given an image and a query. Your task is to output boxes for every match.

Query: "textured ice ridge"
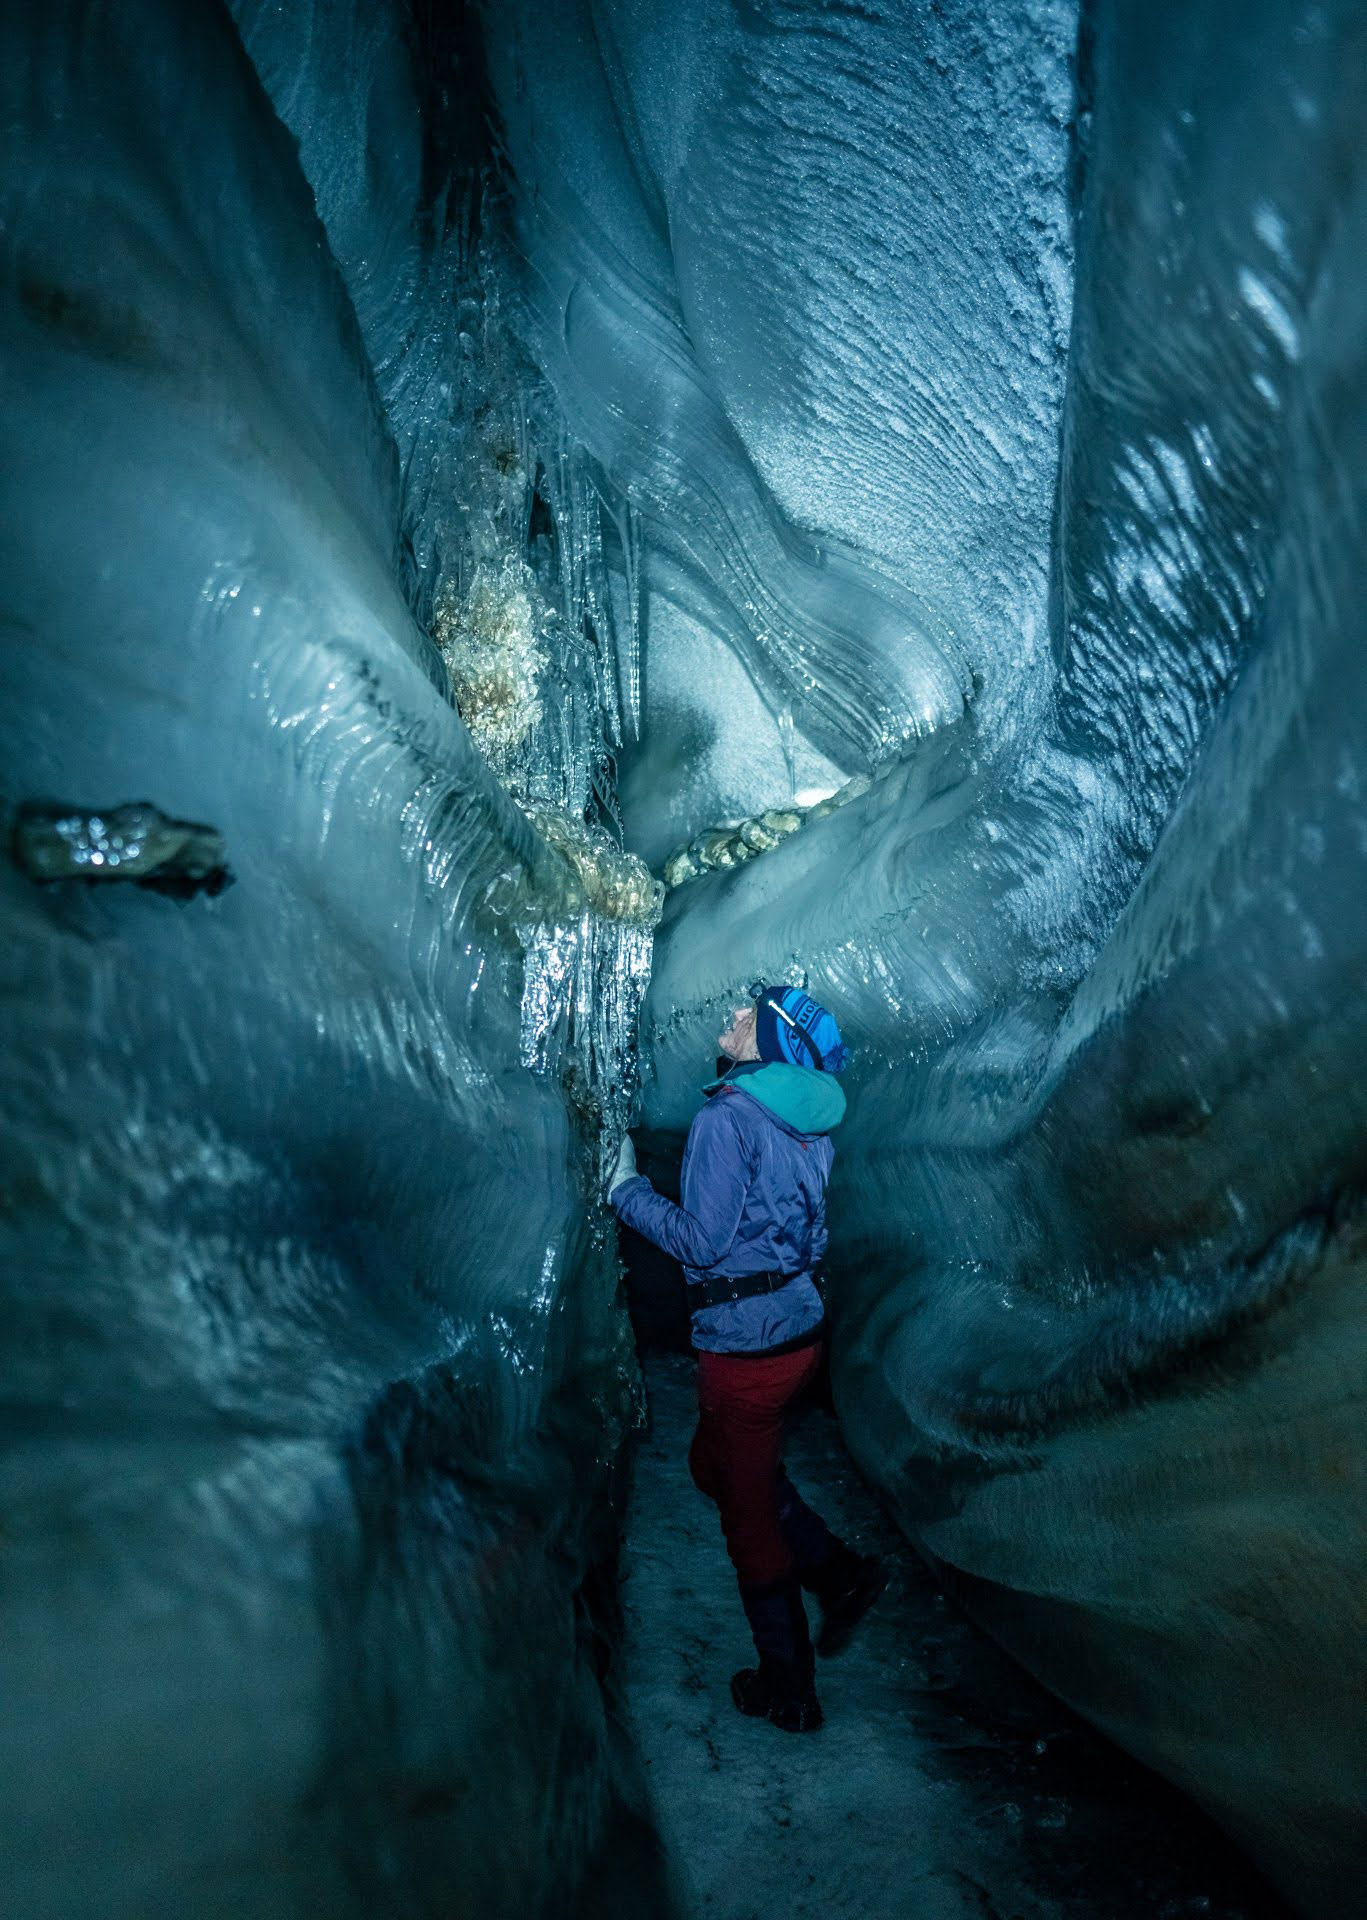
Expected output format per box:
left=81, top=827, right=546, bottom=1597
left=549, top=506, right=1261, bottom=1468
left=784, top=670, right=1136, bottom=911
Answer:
left=478, top=2, right=1367, bottom=1912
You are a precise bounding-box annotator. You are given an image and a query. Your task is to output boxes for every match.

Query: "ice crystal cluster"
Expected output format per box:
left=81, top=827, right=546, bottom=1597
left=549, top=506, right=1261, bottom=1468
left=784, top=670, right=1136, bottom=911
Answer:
left=434, top=558, right=548, bottom=760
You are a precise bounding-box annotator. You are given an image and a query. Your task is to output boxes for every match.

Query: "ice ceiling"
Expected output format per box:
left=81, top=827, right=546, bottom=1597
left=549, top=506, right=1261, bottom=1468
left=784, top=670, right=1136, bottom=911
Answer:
left=1, top=2, right=1363, bottom=1917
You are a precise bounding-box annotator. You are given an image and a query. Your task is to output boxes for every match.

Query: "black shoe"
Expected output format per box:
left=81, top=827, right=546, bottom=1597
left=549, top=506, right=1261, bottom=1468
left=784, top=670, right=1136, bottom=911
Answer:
left=731, top=1661, right=824, bottom=1733
left=813, top=1554, right=887, bottom=1658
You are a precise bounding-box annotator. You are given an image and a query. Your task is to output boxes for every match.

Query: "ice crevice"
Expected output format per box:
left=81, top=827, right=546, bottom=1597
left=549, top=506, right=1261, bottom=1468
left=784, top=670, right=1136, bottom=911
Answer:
left=0, top=2, right=1364, bottom=1918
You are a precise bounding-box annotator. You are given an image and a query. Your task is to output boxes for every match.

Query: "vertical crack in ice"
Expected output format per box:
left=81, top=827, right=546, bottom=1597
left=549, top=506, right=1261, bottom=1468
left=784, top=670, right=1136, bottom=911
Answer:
left=406, top=219, right=663, bottom=1167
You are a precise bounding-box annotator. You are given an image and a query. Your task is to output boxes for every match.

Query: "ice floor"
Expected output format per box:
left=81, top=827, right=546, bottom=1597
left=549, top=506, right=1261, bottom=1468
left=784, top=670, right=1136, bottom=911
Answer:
left=618, top=1355, right=1285, bottom=1920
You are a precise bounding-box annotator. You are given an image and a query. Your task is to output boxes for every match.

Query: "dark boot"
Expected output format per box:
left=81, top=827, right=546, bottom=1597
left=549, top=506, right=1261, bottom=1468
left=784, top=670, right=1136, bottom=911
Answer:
left=805, top=1543, right=888, bottom=1658
left=733, top=1575, right=823, bottom=1733
left=730, top=1662, right=823, bottom=1732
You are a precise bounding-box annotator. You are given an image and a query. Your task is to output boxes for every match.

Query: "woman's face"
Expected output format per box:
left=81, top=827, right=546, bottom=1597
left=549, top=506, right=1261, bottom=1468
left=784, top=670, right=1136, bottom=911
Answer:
left=717, top=1003, right=760, bottom=1062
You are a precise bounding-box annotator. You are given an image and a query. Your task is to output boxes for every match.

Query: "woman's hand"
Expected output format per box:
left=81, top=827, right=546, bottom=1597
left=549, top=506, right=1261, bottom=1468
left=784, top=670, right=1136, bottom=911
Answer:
left=607, top=1133, right=637, bottom=1200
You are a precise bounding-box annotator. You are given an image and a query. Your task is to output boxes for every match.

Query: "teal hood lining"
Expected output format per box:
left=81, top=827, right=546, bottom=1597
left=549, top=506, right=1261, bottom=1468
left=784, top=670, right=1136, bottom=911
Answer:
left=705, top=1060, right=846, bottom=1135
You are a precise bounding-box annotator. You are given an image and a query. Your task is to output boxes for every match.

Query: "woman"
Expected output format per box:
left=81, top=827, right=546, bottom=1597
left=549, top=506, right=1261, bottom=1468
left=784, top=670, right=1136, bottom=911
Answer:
left=609, top=984, right=885, bottom=1732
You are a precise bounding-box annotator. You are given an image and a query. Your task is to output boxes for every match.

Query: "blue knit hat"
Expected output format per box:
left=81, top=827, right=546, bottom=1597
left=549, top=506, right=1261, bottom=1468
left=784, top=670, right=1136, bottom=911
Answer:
left=753, top=985, right=849, bottom=1073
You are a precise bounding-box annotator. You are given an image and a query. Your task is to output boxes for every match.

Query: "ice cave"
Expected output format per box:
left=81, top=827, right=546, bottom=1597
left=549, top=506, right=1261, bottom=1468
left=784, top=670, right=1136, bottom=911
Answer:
left=1, top=1, right=1363, bottom=1915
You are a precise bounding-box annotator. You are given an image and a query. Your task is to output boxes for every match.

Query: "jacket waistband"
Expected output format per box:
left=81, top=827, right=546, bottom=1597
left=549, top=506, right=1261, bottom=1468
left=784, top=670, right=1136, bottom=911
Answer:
left=695, top=1318, right=826, bottom=1360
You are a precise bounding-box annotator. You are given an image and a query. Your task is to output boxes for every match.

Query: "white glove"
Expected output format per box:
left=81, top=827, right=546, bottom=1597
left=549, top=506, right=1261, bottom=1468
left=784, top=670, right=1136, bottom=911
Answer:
left=607, top=1132, right=637, bottom=1200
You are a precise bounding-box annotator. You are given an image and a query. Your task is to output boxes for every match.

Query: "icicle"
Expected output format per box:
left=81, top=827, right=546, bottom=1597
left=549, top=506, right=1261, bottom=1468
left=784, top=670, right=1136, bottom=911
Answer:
left=516, top=811, right=662, bottom=1151
left=611, top=498, right=642, bottom=744
left=776, top=702, right=797, bottom=803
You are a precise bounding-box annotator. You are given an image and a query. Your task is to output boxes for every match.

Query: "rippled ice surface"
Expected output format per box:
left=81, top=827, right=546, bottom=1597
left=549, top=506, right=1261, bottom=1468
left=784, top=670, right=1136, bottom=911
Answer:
left=482, top=0, right=1367, bottom=1908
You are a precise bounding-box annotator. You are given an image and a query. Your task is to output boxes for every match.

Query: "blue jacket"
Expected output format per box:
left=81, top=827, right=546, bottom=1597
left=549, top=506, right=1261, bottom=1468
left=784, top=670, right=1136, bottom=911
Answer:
left=612, top=1061, right=846, bottom=1353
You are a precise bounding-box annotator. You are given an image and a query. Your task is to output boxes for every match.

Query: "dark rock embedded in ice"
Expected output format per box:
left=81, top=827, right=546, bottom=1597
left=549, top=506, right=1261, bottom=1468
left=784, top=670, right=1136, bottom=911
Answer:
left=12, top=801, right=232, bottom=897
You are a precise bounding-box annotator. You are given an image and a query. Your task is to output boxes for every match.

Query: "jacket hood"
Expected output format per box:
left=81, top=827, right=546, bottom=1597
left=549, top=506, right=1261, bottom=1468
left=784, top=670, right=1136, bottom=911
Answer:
left=705, top=1060, right=846, bottom=1136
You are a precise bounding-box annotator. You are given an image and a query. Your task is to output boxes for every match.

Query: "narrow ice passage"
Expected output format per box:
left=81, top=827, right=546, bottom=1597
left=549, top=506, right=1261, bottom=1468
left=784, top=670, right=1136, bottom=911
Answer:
left=1, top=1, right=1364, bottom=1917
left=621, top=1356, right=1277, bottom=1920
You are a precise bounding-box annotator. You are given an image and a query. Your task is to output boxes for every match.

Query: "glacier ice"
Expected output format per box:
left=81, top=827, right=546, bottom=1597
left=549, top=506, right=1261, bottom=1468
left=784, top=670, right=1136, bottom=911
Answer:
left=0, top=2, right=655, bottom=1914
left=2, top=0, right=1365, bottom=1916
left=557, top=2, right=1362, bottom=1910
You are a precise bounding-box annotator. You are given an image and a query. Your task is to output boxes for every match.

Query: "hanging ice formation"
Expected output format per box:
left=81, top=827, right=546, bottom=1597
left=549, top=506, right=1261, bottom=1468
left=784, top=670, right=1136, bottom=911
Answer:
left=1, top=1, right=1364, bottom=1917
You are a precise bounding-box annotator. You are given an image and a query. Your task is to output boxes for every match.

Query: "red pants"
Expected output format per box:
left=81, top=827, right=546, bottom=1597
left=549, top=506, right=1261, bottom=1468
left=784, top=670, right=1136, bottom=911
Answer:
left=688, top=1340, right=824, bottom=1587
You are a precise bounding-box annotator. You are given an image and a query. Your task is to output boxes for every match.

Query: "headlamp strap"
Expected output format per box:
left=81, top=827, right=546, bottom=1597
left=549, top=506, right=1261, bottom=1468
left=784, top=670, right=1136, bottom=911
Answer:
left=761, top=993, right=824, bottom=1070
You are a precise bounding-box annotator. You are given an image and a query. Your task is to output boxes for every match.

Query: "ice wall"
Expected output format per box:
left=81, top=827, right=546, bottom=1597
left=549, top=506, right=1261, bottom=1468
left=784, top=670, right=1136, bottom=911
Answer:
left=477, top=0, right=1077, bottom=863
left=477, top=0, right=1367, bottom=1909
left=6, top=0, right=1365, bottom=1911
left=0, top=3, right=656, bottom=1915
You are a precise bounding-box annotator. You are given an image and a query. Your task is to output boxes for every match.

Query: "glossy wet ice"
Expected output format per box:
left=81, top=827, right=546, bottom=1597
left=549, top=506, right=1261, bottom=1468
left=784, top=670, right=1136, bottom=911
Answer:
left=1, top=0, right=1363, bottom=1914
